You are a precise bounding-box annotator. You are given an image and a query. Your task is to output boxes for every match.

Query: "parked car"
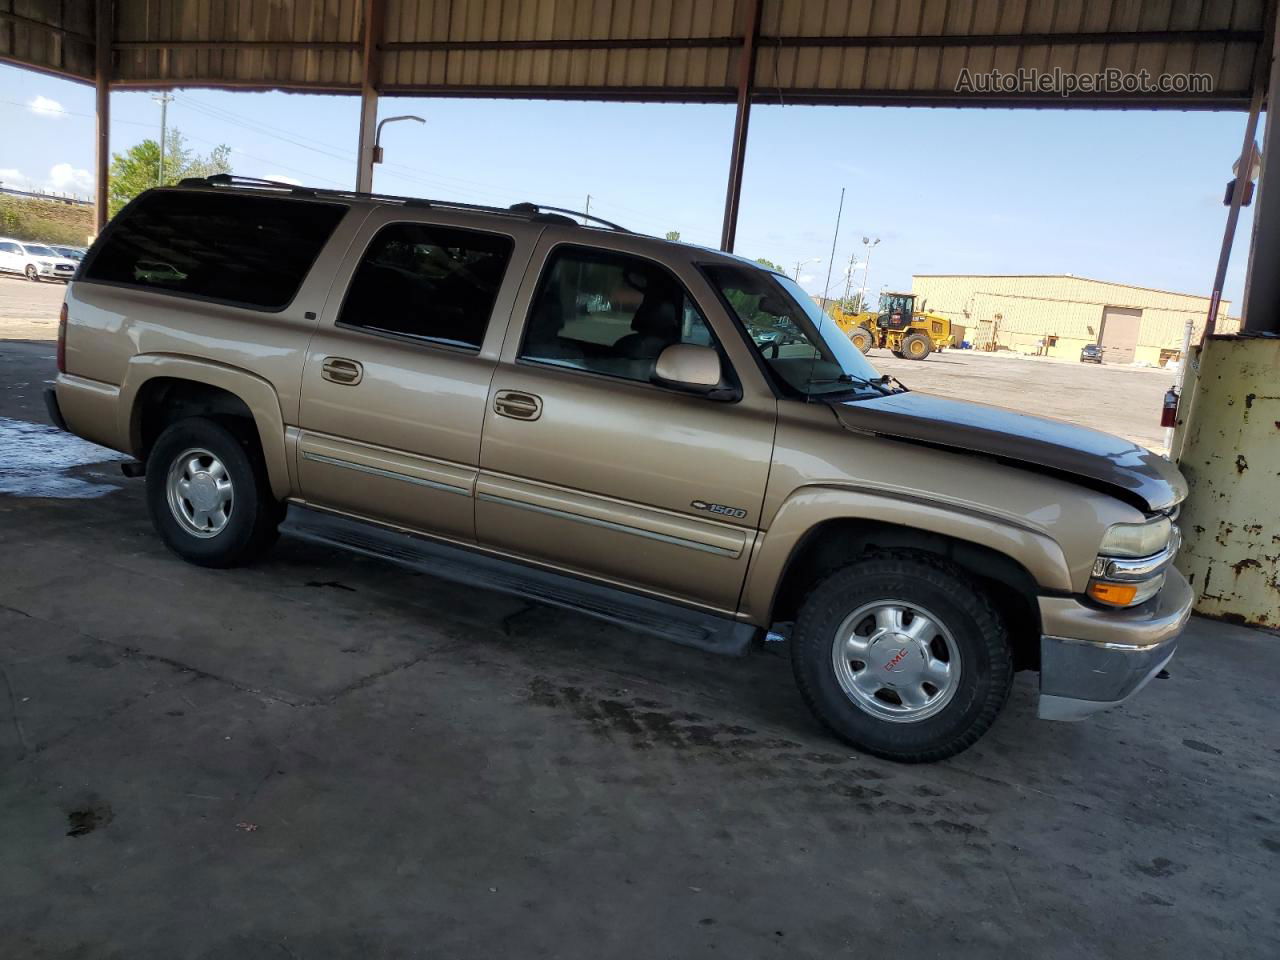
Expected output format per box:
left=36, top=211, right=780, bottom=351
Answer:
left=47, top=180, right=1190, bottom=762
left=133, top=259, right=188, bottom=284
left=1080, top=343, right=1103, bottom=363
left=0, top=237, right=78, bottom=282
left=51, top=244, right=87, bottom=262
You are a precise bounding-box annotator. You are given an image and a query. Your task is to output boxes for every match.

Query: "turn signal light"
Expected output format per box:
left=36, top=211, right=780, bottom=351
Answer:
left=1088, top=582, right=1138, bottom=606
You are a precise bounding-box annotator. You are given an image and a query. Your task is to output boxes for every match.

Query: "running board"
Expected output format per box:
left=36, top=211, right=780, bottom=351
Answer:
left=280, top=505, right=756, bottom=656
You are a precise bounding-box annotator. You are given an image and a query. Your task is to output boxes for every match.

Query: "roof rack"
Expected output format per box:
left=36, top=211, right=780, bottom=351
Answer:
left=176, top=174, right=629, bottom=232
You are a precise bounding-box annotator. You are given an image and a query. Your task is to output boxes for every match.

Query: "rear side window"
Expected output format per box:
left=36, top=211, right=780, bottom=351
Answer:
left=83, top=191, right=347, bottom=310
left=338, top=223, right=514, bottom=350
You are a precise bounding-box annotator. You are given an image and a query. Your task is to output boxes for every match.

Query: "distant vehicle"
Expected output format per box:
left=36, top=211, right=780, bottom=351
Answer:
left=835, top=292, right=954, bottom=360
left=133, top=260, right=188, bottom=284
left=0, top=237, right=78, bottom=282
left=51, top=245, right=87, bottom=262
left=1080, top=343, right=1103, bottom=364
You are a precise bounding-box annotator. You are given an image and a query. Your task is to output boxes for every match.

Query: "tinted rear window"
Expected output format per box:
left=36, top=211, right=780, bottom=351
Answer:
left=83, top=191, right=348, bottom=310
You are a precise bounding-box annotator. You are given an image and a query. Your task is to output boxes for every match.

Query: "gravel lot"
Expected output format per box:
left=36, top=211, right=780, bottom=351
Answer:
left=1, top=280, right=1276, bottom=959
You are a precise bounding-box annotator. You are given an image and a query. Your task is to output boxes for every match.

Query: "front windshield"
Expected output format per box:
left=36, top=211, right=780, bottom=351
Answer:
left=26, top=244, right=57, bottom=257
left=705, top=264, right=885, bottom=399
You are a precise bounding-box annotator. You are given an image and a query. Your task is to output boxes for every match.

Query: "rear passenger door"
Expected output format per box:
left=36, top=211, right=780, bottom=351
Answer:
left=297, top=209, right=537, bottom=541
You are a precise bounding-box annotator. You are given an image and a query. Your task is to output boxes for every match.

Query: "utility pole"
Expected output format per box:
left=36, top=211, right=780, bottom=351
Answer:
left=584, top=194, right=592, bottom=218
left=152, top=92, right=174, bottom=186
left=842, top=251, right=857, bottom=309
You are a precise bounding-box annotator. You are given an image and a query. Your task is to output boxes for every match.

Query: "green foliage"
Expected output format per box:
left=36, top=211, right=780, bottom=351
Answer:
left=755, top=258, right=784, bottom=273
left=840, top=292, right=869, bottom=314
left=108, top=129, right=232, bottom=216
left=0, top=195, right=93, bottom=245
left=664, top=230, right=681, bottom=241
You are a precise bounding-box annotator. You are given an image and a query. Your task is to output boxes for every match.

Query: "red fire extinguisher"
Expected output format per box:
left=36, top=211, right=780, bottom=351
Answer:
left=1161, top=386, right=1180, bottom=428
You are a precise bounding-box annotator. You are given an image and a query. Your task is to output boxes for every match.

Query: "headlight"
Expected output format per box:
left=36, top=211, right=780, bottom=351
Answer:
left=1088, top=516, right=1178, bottom=608
left=1098, top=517, right=1172, bottom=558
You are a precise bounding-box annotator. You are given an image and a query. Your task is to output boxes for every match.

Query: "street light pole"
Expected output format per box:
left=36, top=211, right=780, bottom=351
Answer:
left=859, top=236, right=881, bottom=309
left=369, top=115, right=426, bottom=189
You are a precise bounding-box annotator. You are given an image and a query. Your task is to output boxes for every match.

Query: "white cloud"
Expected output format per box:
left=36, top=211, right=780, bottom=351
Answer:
left=48, top=163, right=93, bottom=194
left=264, top=174, right=302, bottom=185
left=799, top=273, right=816, bottom=283
left=0, top=168, right=32, bottom=188
left=29, top=96, right=66, bottom=118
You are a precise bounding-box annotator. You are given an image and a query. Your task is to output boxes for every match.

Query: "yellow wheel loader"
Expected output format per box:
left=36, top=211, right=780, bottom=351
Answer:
left=835, top=292, right=953, bottom=360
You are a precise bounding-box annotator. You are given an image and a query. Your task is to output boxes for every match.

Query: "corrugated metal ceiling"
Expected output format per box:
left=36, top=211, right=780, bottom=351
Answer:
left=2, top=0, right=1270, bottom=108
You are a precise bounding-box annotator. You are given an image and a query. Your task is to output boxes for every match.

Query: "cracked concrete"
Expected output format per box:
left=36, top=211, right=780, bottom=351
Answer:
left=2, top=340, right=1279, bottom=958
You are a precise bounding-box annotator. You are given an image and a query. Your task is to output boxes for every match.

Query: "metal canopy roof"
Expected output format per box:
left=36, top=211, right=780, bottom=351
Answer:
left=2, top=0, right=1270, bottom=109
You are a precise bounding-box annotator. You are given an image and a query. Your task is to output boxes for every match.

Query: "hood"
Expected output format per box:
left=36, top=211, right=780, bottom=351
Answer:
left=832, top=391, right=1186, bottom=513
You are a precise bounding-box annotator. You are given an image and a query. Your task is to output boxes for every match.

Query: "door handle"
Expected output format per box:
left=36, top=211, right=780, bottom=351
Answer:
left=493, top=389, right=542, bottom=421
left=321, top=357, right=363, bottom=385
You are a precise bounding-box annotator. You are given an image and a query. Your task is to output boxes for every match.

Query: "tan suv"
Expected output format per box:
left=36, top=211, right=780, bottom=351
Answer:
left=46, top=177, right=1192, bottom=762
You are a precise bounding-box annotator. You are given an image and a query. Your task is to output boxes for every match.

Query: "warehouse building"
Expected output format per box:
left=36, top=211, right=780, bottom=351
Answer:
left=912, top=274, right=1239, bottom=365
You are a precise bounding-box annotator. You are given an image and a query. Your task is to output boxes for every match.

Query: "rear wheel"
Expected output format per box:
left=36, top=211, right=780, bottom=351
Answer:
left=850, top=326, right=873, bottom=354
left=902, top=332, right=932, bottom=360
left=25, top=265, right=39, bottom=282
left=790, top=553, right=1013, bottom=762
left=145, top=417, right=280, bottom=568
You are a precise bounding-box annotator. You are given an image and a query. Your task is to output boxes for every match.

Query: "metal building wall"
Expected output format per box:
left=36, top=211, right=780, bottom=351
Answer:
left=913, top=274, right=1236, bottom=364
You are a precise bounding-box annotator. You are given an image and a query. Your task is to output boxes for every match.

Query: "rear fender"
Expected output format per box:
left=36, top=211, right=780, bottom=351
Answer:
left=119, top=354, right=292, bottom=499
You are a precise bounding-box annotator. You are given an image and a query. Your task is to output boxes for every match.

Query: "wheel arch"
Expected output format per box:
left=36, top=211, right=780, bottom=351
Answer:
left=744, top=488, right=1070, bottom=669
left=120, top=356, right=292, bottom=500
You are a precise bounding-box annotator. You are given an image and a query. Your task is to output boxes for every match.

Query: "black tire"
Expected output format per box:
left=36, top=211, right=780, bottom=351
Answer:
left=145, top=417, right=281, bottom=568
left=850, top=326, right=873, bottom=354
left=791, top=552, right=1013, bottom=763
left=25, top=265, right=40, bottom=282
left=902, top=332, right=933, bottom=360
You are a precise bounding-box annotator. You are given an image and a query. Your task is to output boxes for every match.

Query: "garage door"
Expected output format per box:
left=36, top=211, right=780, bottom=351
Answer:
left=1099, top=306, right=1142, bottom=363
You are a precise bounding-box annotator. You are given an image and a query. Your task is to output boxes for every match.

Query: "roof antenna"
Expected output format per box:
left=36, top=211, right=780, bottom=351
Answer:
left=806, top=185, right=845, bottom=400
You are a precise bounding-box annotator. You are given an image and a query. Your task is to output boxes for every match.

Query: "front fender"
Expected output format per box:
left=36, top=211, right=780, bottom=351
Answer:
left=118, top=354, right=292, bottom=500
left=739, top=484, right=1072, bottom=625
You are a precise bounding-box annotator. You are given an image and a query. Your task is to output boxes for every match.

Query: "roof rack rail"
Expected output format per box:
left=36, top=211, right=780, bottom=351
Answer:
left=176, top=175, right=629, bottom=232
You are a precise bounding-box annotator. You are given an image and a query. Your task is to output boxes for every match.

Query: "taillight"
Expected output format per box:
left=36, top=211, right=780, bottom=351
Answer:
left=56, top=302, right=67, bottom=373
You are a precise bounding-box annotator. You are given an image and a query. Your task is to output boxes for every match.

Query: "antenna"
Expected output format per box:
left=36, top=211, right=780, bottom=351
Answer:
left=805, top=186, right=845, bottom=400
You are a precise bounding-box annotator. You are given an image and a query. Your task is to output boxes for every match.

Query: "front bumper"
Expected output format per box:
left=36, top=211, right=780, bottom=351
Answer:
left=1037, top=566, right=1193, bottom=721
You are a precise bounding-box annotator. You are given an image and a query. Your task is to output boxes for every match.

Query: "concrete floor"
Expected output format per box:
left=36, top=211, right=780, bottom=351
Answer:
left=2, top=327, right=1279, bottom=957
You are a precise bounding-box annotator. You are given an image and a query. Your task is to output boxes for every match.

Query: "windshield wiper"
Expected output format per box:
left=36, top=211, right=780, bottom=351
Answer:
left=806, top=373, right=908, bottom=402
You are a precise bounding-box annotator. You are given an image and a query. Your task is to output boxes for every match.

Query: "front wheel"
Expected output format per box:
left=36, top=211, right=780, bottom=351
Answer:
left=145, top=417, right=281, bottom=568
left=790, top=553, right=1013, bottom=762
left=902, top=332, right=933, bottom=360
left=25, top=265, right=39, bottom=282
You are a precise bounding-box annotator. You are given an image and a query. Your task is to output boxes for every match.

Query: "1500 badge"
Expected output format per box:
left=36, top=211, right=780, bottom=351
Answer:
left=691, top=500, right=748, bottom=519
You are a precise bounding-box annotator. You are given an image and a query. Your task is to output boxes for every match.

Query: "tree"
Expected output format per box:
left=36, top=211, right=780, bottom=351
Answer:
left=840, top=292, right=870, bottom=314
left=755, top=258, right=784, bottom=273
left=108, top=129, right=232, bottom=216
left=665, top=230, right=681, bottom=241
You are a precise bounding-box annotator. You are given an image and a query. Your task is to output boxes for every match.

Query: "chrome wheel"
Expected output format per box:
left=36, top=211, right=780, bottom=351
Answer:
left=831, top=600, right=960, bottom=723
left=166, top=447, right=233, bottom=538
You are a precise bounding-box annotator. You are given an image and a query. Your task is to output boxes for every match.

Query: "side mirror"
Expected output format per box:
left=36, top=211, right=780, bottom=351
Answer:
left=652, top=344, right=736, bottom=399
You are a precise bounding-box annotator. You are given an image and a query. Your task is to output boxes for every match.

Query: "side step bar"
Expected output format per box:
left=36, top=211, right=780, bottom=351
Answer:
left=280, top=505, right=757, bottom=656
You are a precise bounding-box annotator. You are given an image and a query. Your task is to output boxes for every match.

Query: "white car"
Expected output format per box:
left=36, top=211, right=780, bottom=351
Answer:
left=0, top=237, right=79, bottom=282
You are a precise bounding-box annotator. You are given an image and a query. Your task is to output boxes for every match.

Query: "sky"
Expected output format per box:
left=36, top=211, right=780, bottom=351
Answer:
left=0, top=61, right=1261, bottom=308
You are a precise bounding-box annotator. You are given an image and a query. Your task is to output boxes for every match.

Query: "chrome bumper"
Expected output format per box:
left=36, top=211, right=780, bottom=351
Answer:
left=1037, top=566, right=1193, bottom=721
